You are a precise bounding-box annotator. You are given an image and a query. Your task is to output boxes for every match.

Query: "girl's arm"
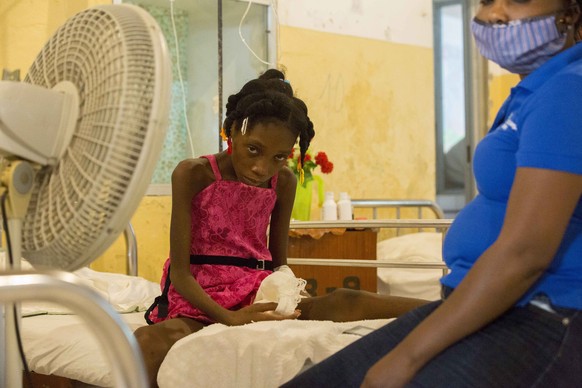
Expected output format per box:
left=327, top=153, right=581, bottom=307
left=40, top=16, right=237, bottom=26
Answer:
left=363, top=167, right=582, bottom=388
left=268, top=167, right=297, bottom=269
left=168, top=159, right=233, bottom=322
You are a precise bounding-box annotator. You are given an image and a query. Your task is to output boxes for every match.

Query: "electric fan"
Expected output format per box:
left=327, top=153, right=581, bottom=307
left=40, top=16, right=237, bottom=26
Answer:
left=0, top=4, right=171, bottom=387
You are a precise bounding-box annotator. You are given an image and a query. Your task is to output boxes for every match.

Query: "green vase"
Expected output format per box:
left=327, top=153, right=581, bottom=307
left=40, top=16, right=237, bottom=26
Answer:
left=291, top=175, right=324, bottom=221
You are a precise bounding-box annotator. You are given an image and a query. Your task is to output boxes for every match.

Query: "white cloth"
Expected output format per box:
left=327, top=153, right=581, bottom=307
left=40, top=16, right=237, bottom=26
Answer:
left=253, top=265, right=307, bottom=315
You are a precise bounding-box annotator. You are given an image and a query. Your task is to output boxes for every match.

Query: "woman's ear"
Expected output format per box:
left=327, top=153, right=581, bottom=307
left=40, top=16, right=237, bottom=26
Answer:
left=572, top=4, right=582, bottom=41
left=565, top=2, right=581, bottom=27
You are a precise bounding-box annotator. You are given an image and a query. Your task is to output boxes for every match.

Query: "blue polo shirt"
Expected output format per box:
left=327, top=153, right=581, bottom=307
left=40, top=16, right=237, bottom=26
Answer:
left=441, top=42, right=582, bottom=310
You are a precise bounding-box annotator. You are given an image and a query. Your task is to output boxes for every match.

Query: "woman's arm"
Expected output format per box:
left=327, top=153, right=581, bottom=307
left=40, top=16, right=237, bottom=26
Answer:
left=362, top=167, right=582, bottom=388
left=268, top=167, right=297, bottom=269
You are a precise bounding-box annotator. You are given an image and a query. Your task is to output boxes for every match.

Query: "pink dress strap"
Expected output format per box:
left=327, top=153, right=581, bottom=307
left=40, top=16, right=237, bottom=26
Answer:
left=201, top=154, right=222, bottom=180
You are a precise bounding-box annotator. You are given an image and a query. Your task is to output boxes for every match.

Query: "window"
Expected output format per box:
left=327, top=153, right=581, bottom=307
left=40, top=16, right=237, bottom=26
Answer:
left=117, top=0, right=275, bottom=193
left=433, top=0, right=486, bottom=215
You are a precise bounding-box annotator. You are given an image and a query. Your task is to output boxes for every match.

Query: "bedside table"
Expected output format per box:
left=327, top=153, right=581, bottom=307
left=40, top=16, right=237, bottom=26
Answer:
left=287, top=229, right=377, bottom=295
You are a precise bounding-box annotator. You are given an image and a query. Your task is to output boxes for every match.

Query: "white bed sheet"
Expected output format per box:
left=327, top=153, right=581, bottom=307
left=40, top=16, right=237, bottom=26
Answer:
left=158, top=318, right=393, bottom=388
left=18, top=263, right=159, bottom=387
left=22, top=312, right=147, bottom=387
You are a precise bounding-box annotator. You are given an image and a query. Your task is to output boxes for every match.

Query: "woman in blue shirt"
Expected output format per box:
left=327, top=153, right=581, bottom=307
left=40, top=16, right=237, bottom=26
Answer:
left=282, top=0, right=582, bottom=387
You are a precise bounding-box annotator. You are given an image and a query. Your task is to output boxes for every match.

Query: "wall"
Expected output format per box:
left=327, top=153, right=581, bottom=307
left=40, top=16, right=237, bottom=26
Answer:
left=3, top=1, right=492, bottom=283
left=0, top=0, right=110, bottom=74
left=277, top=0, right=435, bottom=203
left=94, top=0, right=438, bottom=282
left=488, top=62, right=520, bottom=126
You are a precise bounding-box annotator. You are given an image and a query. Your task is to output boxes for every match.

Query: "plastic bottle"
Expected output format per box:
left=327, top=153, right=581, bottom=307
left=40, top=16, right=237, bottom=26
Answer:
left=337, top=192, right=353, bottom=220
left=322, top=192, right=338, bottom=221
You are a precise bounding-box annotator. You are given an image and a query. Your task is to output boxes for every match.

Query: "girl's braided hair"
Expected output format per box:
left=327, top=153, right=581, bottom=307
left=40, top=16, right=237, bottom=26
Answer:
left=222, top=69, right=315, bottom=172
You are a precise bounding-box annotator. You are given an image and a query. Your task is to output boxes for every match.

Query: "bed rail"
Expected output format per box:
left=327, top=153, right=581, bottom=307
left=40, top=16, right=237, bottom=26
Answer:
left=351, top=199, right=446, bottom=220
left=0, top=271, right=147, bottom=388
left=123, top=222, right=138, bottom=276
left=287, top=219, right=452, bottom=274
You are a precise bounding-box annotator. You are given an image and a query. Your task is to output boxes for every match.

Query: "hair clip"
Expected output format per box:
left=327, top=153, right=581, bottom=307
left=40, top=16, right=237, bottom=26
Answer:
left=297, top=160, right=305, bottom=184
left=241, top=117, right=249, bottom=135
left=220, top=127, right=228, bottom=141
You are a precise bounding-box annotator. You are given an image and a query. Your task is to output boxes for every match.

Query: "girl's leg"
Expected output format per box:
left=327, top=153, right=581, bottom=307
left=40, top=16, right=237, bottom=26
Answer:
left=134, top=318, right=206, bottom=388
left=297, top=288, right=430, bottom=322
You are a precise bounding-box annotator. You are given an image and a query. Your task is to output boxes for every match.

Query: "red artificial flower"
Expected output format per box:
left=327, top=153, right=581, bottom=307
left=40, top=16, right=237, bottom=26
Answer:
left=287, top=149, right=334, bottom=183
left=320, top=160, right=334, bottom=174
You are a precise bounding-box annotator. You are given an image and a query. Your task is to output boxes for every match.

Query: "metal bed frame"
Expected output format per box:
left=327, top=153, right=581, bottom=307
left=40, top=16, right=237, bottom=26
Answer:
left=0, top=271, right=147, bottom=388
left=0, top=223, right=142, bottom=387
left=287, top=200, right=452, bottom=275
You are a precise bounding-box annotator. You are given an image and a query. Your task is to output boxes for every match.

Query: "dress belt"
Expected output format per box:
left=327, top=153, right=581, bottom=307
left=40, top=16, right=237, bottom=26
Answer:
left=190, top=255, right=274, bottom=271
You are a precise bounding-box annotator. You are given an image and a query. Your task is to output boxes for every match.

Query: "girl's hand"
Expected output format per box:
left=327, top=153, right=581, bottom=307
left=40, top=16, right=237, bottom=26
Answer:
left=361, top=352, right=417, bottom=388
left=224, top=303, right=301, bottom=326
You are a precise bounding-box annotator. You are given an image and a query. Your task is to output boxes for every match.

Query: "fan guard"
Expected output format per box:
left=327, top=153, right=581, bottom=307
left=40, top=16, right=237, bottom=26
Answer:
left=20, top=4, right=171, bottom=270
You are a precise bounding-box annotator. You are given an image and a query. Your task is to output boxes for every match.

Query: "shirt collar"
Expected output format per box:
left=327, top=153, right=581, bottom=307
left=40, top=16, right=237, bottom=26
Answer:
left=517, top=42, right=582, bottom=92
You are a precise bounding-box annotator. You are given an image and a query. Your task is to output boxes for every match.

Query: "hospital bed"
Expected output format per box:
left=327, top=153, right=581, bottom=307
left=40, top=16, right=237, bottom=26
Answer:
left=14, top=200, right=451, bottom=387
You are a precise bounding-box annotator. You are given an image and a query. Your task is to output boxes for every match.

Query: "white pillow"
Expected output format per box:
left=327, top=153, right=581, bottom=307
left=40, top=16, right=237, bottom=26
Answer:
left=14, top=257, right=160, bottom=316
left=376, top=232, right=445, bottom=301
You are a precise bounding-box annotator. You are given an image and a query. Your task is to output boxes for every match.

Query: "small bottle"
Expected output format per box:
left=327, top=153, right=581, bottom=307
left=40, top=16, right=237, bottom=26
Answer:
left=322, top=192, right=338, bottom=221
left=337, top=192, right=353, bottom=220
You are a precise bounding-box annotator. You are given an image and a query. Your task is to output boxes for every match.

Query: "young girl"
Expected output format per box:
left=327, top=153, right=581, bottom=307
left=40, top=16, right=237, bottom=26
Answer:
left=135, top=69, right=426, bottom=387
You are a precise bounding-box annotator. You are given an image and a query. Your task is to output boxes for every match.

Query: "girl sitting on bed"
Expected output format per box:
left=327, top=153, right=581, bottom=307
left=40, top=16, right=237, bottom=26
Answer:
left=134, top=69, right=427, bottom=387
left=283, top=0, right=582, bottom=387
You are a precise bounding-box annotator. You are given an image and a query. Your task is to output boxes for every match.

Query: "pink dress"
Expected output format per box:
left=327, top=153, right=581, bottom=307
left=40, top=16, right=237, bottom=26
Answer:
left=147, top=154, right=277, bottom=324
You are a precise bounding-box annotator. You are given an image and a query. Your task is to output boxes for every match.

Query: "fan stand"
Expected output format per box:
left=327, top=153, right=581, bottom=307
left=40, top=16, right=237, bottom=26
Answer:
left=0, top=160, right=148, bottom=388
left=0, top=159, right=34, bottom=388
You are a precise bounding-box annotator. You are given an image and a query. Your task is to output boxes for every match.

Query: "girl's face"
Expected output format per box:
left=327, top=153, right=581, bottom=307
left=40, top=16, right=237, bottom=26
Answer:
left=476, top=0, right=570, bottom=23
left=230, top=121, right=297, bottom=187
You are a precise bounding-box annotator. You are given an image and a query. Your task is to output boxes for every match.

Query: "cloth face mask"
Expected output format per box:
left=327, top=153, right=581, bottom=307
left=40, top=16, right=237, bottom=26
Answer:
left=471, top=13, right=568, bottom=75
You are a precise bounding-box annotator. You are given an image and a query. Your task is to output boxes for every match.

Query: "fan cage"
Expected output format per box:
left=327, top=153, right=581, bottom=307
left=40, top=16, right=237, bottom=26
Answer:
left=21, top=4, right=171, bottom=270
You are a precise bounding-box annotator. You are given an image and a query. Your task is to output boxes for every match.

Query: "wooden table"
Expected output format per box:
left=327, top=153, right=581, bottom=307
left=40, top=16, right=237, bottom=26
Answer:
left=287, top=229, right=377, bottom=296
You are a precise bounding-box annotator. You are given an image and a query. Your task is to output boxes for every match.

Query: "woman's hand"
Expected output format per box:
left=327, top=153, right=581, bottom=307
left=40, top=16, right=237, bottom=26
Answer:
left=361, top=351, right=417, bottom=388
left=223, top=303, right=301, bottom=326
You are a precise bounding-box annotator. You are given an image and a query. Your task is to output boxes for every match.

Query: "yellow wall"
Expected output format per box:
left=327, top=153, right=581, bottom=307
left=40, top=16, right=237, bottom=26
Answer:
left=0, top=0, right=110, bottom=74
left=3, top=3, right=435, bottom=283
left=91, top=196, right=171, bottom=282
left=278, top=26, right=436, bottom=201
left=488, top=73, right=520, bottom=125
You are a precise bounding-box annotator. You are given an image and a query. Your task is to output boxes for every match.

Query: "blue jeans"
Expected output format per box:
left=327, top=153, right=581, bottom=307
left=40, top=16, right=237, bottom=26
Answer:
left=281, top=292, right=582, bottom=388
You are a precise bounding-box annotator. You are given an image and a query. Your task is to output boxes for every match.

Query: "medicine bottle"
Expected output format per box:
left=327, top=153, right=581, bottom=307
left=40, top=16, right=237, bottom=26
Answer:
left=322, top=192, right=338, bottom=221
left=337, top=192, right=352, bottom=220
